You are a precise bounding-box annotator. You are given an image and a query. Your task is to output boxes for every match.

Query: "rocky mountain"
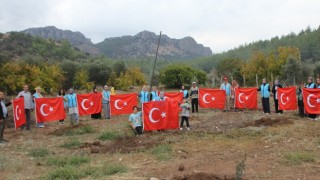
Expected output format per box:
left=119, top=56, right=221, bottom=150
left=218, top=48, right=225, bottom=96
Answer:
left=96, top=31, right=212, bottom=59
left=21, top=26, right=212, bottom=59
left=21, top=26, right=99, bottom=55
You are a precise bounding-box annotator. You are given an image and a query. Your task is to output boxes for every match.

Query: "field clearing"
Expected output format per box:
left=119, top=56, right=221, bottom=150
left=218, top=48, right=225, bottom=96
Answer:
left=1, top=98, right=320, bottom=180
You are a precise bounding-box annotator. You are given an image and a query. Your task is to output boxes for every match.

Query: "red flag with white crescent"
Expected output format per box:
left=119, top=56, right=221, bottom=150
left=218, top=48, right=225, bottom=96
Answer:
left=302, top=88, right=320, bottom=114
left=13, top=97, right=26, bottom=129
left=110, top=93, right=138, bottom=115
left=77, top=93, right=102, bottom=116
left=278, top=87, right=297, bottom=110
left=164, top=92, right=184, bottom=103
left=143, top=101, right=179, bottom=131
left=35, top=97, right=66, bottom=122
left=199, top=88, right=226, bottom=109
left=234, top=88, right=258, bottom=109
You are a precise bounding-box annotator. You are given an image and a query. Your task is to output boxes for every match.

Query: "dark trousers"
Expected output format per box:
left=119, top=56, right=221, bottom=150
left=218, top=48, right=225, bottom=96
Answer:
left=262, top=98, right=270, bottom=113
left=180, top=116, right=189, bottom=128
left=0, top=118, right=5, bottom=141
left=298, top=100, right=304, bottom=118
left=274, top=99, right=283, bottom=114
left=191, top=98, right=198, bottom=113
left=24, top=109, right=31, bottom=130
left=133, top=126, right=143, bottom=135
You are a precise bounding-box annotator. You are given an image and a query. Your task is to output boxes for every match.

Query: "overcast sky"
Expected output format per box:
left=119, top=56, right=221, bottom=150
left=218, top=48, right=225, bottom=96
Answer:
left=1, top=0, right=320, bottom=53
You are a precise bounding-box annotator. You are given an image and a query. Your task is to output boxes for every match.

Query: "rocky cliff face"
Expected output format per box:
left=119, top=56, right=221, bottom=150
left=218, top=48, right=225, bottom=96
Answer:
left=22, top=26, right=99, bottom=55
left=96, top=31, right=212, bottom=59
left=22, top=27, right=212, bottom=59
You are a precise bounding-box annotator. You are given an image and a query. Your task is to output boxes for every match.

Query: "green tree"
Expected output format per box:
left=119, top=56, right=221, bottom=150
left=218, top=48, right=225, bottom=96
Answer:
left=73, top=69, right=93, bottom=91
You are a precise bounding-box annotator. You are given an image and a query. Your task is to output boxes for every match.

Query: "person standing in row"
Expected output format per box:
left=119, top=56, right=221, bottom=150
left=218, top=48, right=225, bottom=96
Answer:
left=190, top=82, right=199, bottom=113
left=257, top=78, right=271, bottom=114
left=0, top=90, right=11, bottom=143
left=180, top=85, right=189, bottom=99
left=65, top=88, right=79, bottom=124
left=231, top=79, right=239, bottom=112
left=91, top=86, right=101, bottom=119
left=58, top=88, right=66, bottom=124
left=306, top=77, right=316, bottom=120
left=297, top=81, right=305, bottom=118
left=102, top=85, right=111, bottom=119
left=150, top=86, right=160, bottom=101
left=180, top=97, right=191, bottom=130
left=17, top=85, right=33, bottom=130
left=220, top=77, right=231, bottom=112
left=138, top=86, right=149, bottom=104
left=33, top=87, right=45, bottom=128
left=272, top=79, right=283, bottom=114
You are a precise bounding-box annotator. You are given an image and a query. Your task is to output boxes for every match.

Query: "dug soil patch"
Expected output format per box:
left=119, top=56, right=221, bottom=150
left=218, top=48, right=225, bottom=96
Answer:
left=245, top=117, right=293, bottom=127
left=81, top=135, right=163, bottom=154
left=172, top=172, right=236, bottom=180
left=48, top=123, right=88, bottom=136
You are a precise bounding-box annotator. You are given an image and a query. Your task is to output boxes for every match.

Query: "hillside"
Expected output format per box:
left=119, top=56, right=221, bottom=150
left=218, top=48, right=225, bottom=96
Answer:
left=96, top=31, right=212, bottom=59
left=22, top=26, right=99, bottom=55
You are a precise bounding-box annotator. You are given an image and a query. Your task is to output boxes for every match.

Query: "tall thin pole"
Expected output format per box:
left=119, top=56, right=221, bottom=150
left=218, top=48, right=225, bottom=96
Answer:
left=149, top=31, right=162, bottom=96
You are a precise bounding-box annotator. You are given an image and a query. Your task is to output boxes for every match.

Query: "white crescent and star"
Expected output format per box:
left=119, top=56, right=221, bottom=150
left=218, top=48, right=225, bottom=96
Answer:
left=115, top=99, right=127, bottom=110
left=238, top=93, right=249, bottom=104
left=307, top=94, right=317, bottom=108
left=149, top=108, right=166, bottom=123
left=280, top=93, right=289, bottom=105
left=203, top=93, right=215, bottom=104
left=40, top=104, right=53, bottom=116
left=81, top=99, right=93, bottom=110
left=15, top=105, right=20, bottom=120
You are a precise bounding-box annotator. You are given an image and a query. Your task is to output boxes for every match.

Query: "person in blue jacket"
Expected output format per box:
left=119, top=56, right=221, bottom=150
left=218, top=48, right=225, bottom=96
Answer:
left=306, top=77, right=316, bottom=120
left=138, top=86, right=149, bottom=104
left=257, top=78, right=271, bottom=114
left=102, top=85, right=111, bottom=119
left=150, top=86, right=160, bottom=101
left=64, top=88, right=79, bottom=124
left=180, top=85, right=189, bottom=99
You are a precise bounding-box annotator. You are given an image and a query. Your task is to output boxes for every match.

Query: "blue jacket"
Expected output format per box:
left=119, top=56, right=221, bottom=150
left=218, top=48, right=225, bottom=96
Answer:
left=180, top=89, right=189, bottom=98
left=151, top=91, right=160, bottom=101
left=306, top=83, right=316, bottom=89
left=259, top=83, right=270, bottom=98
left=220, top=83, right=231, bottom=96
left=139, top=91, right=149, bottom=103
left=64, top=93, right=77, bottom=108
left=102, top=90, right=110, bottom=104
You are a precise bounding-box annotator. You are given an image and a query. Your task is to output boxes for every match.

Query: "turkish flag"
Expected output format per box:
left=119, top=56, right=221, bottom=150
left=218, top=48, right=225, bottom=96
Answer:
left=302, top=88, right=320, bottom=114
left=143, top=101, right=179, bottom=131
left=35, top=97, right=66, bottom=123
left=13, top=97, right=26, bottom=129
left=278, top=87, right=297, bottom=110
left=77, top=93, right=102, bottom=116
left=110, top=93, right=138, bottom=115
left=234, top=88, right=258, bottom=109
left=164, top=92, right=184, bottom=102
left=199, top=88, right=226, bottom=109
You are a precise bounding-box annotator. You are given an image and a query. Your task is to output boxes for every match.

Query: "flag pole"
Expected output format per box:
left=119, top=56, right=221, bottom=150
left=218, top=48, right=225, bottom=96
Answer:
left=149, top=31, right=162, bottom=100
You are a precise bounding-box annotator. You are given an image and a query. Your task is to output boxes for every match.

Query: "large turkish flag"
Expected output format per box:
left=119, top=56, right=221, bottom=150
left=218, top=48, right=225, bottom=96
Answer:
left=278, top=87, right=297, bottom=110
left=164, top=92, right=184, bottom=102
left=199, top=88, right=226, bottom=109
left=143, top=101, right=179, bottom=131
left=13, top=97, right=26, bottom=129
left=302, top=88, right=320, bottom=114
left=234, top=88, right=258, bottom=109
left=35, top=97, right=66, bottom=122
left=110, top=93, right=138, bottom=115
left=77, top=93, right=102, bottom=116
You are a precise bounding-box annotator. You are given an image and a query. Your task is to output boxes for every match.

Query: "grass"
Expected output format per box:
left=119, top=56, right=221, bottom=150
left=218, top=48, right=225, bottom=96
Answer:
left=98, top=131, right=123, bottom=141
left=284, top=151, right=316, bottom=165
left=44, top=164, right=127, bottom=179
left=28, top=147, right=50, bottom=158
left=60, top=139, right=81, bottom=149
left=65, top=125, right=95, bottom=136
left=150, top=144, right=173, bottom=161
left=225, top=128, right=265, bottom=139
left=46, top=156, right=90, bottom=167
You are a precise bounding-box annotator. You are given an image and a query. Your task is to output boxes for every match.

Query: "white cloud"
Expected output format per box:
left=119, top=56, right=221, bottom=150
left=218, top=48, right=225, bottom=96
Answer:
left=1, top=0, right=320, bottom=53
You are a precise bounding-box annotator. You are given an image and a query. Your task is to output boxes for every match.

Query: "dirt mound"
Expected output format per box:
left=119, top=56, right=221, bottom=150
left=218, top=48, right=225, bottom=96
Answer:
left=172, top=172, right=236, bottom=180
left=245, top=117, right=293, bottom=127
left=48, top=123, right=88, bottom=136
left=80, top=135, right=162, bottom=154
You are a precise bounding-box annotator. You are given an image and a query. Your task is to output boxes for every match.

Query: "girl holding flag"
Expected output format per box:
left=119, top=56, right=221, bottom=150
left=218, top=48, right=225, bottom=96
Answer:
left=33, top=87, right=45, bottom=128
